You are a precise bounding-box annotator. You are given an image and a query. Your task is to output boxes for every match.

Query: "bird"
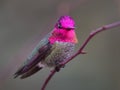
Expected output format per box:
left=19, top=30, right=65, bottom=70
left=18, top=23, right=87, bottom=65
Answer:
left=14, top=15, right=78, bottom=79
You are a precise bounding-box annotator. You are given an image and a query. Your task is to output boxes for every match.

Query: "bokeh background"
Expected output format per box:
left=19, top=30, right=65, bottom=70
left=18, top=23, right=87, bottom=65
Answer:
left=0, top=0, right=120, bottom=90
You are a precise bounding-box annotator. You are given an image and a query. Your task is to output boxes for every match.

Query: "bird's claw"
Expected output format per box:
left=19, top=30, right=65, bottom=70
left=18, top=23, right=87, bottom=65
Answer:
left=55, top=63, right=65, bottom=72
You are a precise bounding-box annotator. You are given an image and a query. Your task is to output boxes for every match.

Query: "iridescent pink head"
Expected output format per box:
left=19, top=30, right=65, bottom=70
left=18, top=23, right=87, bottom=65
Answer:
left=49, top=16, right=78, bottom=44
left=55, top=16, right=75, bottom=30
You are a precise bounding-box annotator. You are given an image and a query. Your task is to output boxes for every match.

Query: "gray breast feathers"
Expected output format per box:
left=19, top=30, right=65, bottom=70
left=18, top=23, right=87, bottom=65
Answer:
left=42, top=41, right=75, bottom=67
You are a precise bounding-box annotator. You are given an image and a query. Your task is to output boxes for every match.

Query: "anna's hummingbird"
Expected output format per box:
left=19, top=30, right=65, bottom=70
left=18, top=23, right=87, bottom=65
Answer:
left=14, top=16, right=78, bottom=79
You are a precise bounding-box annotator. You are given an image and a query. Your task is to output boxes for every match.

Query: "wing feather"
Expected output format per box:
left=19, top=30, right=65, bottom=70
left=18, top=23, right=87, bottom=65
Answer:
left=14, top=33, right=52, bottom=78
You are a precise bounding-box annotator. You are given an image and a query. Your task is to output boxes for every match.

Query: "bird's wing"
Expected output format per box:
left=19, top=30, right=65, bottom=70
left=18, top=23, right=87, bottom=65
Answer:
left=14, top=33, right=52, bottom=78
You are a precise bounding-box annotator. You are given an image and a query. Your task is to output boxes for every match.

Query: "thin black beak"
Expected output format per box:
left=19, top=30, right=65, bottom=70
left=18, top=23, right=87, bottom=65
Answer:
left=66, top=26, right=75, bottom=30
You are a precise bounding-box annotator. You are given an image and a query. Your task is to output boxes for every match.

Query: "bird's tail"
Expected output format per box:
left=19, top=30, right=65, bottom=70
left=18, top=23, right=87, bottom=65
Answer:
left=14, top=66, right=43, bottom=79
left=20, top=66, right=43, bottom=79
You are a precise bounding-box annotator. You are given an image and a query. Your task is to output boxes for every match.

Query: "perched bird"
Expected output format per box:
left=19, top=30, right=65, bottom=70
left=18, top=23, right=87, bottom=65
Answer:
left=14, top=16, right=78, bottom=79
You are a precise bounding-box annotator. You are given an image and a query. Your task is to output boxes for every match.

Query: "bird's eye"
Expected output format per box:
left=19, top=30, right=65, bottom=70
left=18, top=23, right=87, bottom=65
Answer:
left=58, top=23, right=62, bottom=29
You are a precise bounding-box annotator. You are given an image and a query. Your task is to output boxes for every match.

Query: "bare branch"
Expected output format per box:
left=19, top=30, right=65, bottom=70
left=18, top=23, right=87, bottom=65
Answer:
left=41, top=21, right=120, bottom=90
left=41, top=70, right=56, bottom=90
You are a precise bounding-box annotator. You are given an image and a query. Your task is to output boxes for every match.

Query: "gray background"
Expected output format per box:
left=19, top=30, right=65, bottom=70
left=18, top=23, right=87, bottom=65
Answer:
left=0, top=0, right=120, bottom=90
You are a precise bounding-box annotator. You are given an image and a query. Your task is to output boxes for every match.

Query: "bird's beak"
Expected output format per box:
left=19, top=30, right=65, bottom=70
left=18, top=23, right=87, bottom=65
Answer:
left=66, top=26, right=75, bottom=30
left=69, top=26, right=75, bottom=29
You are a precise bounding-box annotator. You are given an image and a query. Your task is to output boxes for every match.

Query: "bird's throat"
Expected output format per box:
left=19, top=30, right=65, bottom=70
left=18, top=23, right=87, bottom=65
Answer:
left=49, top=29, right=78, bottom=44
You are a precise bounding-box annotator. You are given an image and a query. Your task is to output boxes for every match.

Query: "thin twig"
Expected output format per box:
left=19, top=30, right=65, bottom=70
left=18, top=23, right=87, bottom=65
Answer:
left=41, top=70, right=56, bottom=90
left=41, top=21, right=120, bottom=90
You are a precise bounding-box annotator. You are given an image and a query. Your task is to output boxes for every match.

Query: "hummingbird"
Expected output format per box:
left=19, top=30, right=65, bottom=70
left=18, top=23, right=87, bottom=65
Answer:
left=14, top=15, right=78, bottom=79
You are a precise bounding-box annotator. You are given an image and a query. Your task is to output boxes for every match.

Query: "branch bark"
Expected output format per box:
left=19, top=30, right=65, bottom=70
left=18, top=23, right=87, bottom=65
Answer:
left=41, top=21, right=120, bottom=90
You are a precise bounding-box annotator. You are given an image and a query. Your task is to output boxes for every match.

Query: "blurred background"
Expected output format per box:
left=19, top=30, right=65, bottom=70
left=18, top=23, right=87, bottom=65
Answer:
left=0, top=0, right=120, bottom=90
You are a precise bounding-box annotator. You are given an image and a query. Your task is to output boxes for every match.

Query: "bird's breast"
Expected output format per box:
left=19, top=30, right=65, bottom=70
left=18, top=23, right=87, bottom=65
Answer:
left=42, top=41, right=75, bottom=67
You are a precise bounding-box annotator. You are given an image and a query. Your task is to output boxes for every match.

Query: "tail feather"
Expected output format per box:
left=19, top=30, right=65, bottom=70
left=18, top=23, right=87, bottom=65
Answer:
left=20, top=66, right=42, bottom=79
left=14, top=66, right=25, bottom=78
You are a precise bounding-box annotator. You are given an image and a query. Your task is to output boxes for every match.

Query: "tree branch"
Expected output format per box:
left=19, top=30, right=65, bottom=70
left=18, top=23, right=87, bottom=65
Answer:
left=41, top=21, right=120, bottom=90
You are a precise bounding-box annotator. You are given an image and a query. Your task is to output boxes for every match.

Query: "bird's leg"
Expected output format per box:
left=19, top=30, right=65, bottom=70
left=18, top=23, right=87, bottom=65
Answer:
left=55, top=63, right=65, bottom=72
left=55, top=66, right=61, bottom=72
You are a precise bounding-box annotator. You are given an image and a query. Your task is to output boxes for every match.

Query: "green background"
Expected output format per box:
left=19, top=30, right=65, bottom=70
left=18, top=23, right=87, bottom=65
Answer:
left=0, top=0, right=120, bottom=90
